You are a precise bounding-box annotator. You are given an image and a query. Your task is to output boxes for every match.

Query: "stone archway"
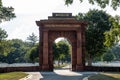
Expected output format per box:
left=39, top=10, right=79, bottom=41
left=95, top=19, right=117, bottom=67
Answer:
left=36, top=13, right=87, bottom=71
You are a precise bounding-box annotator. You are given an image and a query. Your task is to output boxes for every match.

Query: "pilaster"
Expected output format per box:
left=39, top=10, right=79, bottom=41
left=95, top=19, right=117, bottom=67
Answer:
left=42, top=30, right=49, bottom=70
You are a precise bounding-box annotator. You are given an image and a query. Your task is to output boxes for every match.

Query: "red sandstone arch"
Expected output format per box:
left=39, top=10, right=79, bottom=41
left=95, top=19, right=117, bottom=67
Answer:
left=36, top=13, right=87, bottom=71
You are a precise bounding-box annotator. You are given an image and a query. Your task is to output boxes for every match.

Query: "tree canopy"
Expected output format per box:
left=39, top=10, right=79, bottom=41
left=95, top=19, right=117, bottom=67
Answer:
left=53, top=39, right=71, bottom=66
left=65, top=0, right=120, bottom=10
left=0, top=28, right=10, bottom=56
left=76, top=9, right=112, bottom=65
left=0, top=28, right=8, bottom=41
left=0, top=0, right=15, bottom=23
left=27, top=33, right=38, bottom=47
left=104, top=15, right=120, bottom=47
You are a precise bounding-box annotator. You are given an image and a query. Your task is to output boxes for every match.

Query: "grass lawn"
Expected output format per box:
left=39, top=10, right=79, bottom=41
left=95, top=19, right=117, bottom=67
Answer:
left=0, top=72, right=28, bottom=80
left=88, top=72, right=120, bottom=80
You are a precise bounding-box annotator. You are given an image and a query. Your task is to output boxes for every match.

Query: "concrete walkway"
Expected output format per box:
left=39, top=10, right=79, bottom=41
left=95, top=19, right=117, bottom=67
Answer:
left=26, top=70, right=97, bottom=80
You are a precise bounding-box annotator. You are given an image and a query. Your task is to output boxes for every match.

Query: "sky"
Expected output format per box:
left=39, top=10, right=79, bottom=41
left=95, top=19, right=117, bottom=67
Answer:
left=1, top=0, right=120, bottom=41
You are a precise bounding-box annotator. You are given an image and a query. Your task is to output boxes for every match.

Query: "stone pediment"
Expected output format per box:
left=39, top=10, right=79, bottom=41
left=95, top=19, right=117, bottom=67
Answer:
left=36, top=13, right=87, bottom=28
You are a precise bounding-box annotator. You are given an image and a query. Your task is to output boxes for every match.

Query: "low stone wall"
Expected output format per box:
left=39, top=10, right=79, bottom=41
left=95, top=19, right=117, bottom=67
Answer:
left=0, top=66, right=40, bottom=73
left=85, top=66, right=120, bottom=72
left=0, top=63, right=39, bottom=67
left=1, top=66, right=120, bottom=73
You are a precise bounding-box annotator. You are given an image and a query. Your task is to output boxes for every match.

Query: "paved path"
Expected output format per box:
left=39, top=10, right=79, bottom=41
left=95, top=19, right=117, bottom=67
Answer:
left=26, top=70, right=97, bottom=80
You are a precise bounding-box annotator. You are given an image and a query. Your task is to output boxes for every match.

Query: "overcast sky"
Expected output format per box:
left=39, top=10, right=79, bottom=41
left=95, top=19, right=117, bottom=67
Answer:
left=1, top=0, right=120, bottom=41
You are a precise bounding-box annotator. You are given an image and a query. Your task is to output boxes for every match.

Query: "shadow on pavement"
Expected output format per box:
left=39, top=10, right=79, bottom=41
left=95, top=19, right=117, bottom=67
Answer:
left=39, top=69, right=95, bottom=80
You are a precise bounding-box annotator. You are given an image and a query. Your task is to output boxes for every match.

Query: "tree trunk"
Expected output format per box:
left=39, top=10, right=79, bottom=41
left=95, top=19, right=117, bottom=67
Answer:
left=58, top=59, right=60, bottom=67
left=88, top=54, right=92, bottom=66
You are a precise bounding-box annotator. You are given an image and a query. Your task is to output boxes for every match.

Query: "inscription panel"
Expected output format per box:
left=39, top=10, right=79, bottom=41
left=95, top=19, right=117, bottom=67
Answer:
left=44, top=24, right=80, bottom=27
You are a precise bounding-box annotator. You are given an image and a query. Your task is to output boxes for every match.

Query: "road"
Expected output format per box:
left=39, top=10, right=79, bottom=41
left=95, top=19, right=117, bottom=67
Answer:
left=26, top=69, right=97, bottom=80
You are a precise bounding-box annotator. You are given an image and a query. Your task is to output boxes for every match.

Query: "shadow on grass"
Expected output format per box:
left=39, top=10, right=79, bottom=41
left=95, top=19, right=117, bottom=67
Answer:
left=88, top=73, right=120, bottom=80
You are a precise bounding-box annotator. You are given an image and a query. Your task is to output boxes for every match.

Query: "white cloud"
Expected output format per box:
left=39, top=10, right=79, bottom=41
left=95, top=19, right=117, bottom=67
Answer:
left=1, top=0, right=120, bottom=40
left=2, top=0, right=64, bottom=14
left=1, top=14, right=39, bottom=41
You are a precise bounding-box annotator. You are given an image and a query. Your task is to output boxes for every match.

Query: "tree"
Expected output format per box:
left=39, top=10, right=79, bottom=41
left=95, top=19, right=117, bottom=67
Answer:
left=53, top=39, right=70, bottom=66
left=102, top=50, right=115, bottom=62
left=53, top=43, right=60, bottom=61
left=27, top=33, right=38, bottom=47
left=0, top=28, right=11, bottom=56
left=0, top=0, right=15, bottom=59
left=104, top=15, right=120, bottom=47
left=106, top=44, right=120, bottom=60
left=6, top=39, right=28, bottom=63
left=65, top=0, right=120, bottom=10
left=0, top=28, right=8, bottom=41
left=0, top=0, right=15, bottom=23
left=76, top=9, right=112, bottom=66
left=28, top=44, right=39, bottom=63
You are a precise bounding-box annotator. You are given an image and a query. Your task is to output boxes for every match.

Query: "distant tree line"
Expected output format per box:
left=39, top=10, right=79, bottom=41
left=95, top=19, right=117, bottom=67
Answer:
left=0, top=32, right=39, bottom=63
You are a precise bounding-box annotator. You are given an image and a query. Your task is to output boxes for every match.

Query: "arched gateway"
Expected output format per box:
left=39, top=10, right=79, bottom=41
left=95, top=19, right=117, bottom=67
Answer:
left=36, top=13, right=87, bottom=71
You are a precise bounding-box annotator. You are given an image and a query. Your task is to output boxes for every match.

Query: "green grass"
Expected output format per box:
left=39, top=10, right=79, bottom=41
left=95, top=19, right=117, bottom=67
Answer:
left=0, top=72, right=28, bottom=80
left=88, top=72, right=120, bottom=80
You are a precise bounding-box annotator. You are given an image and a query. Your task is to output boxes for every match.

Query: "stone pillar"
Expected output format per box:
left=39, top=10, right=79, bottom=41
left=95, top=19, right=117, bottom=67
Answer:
left=82, top=27, right=86, bottom=67
left=72, top=42, right=77, bottom=71
left=76, top=29, right=84, bottom=71
left=39, top=27, right=43, bottom=70
left=42, top=30, right=49, bottom=71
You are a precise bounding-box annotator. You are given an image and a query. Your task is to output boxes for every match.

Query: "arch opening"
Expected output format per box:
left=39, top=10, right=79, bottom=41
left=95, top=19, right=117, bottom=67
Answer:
left=53, top=37, right=72, bottom=70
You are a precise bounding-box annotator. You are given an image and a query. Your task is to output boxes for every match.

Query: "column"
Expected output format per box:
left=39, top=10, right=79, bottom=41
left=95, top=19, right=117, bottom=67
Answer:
left=76, top=30, right=84, bottom=71
left=72, top=42, right=77, bottom=71
left=42, top=30, right=49, bottom=70
left=82, top=27, right=86, bottom=67
left=39, top=27, right=43, bottom=70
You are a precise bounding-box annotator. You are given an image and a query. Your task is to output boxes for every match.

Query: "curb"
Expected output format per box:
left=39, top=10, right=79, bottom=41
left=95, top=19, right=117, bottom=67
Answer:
left=83, top=76, right=89, bottom=80
left=82, top=72, right=98, bottom=80
left=19, top=75, right=32, bottom=80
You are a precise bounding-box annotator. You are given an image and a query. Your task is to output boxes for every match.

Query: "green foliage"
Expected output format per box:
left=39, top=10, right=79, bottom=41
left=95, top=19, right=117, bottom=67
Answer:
left=0, top=40, right=13, bottom=56
left=0, top=33, right=39, bottom=63
left=76, top=9, right=112, bottom=65
left=0, top=28, right=12, bottom=56
left=65, top=0, right=120, bottom=10
left=0, top=0, right=15, bottom=58
left=26, top=33, right=39, bottom=62
left=53, top=43, right=60, bottom=60
left=102, top=50, right=115, bottom=62
left=0, top=28, right=8, bottom=41
left=104, top=15, right=120, bottom=47
left=105, top=44, right=120, bottom=60
left=78, top=9, right=111, bottom=56
left=4, top=39, right=29, bottom=63
left=0, top=0, right=2, bottom=7
left=28, top=44, right=39, bottom=63
left=27, top=33, right=38, bottom=47
left=0, top=0, right=15, bottom=59
left=0, top=0, right=15, bottom=23
left=53, top=39, right=71, bottom=65
left=111, top=44, right=120, bottom=60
